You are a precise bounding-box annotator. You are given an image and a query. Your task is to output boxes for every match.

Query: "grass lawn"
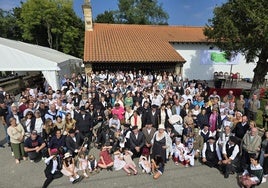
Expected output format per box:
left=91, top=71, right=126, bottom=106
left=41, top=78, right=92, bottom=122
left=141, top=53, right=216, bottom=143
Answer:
left=256, top=98, right=268, bottom=130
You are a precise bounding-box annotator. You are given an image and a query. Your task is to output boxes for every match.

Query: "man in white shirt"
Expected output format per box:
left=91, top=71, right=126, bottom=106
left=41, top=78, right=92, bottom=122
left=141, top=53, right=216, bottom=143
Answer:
left=220, top=136, right=240, bottom=178
left=202, top=136, right=222, bottom=168
left=42, top=151, right=63, bottom=188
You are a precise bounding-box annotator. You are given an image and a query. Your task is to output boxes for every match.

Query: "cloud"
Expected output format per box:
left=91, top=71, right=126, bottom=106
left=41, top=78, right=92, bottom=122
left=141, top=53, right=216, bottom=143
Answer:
left=206, top=6, right=215, bottom=11
left=183, top=5, right=191, bottom=9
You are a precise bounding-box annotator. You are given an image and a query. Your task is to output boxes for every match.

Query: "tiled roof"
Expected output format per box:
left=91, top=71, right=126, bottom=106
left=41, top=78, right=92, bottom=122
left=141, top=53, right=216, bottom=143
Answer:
left=84, top=24, right=207, bottom=63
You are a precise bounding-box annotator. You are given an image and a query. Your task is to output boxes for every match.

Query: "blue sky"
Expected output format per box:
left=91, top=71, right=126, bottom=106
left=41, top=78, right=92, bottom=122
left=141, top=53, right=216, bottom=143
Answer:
left=0, top=0, right=227, bottom=26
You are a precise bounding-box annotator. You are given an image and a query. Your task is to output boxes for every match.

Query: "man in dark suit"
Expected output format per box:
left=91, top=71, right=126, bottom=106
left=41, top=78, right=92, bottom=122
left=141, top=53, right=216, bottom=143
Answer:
left=129, top=125, right=145, bottom=158
left=75, top=106, right=94, bottom=149
left=65, top=129, right=82, bottom=155
left=149, top=104, right=160, bottom=129
left=141, top=101, right=151, bottom=128
left=232, top=115, right=249, bottom=140
left=142, top=122, right=156, bottom=155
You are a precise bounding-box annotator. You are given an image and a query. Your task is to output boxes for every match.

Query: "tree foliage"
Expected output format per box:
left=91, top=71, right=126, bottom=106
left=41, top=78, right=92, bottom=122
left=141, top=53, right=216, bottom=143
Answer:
left=18, top=0, right=84, bottom=57
left=95, top=10, right=115, bottom=24
left=95, top=0, right=169, bottom=25
left=204, top=0, right=268, bottom=91
left=0, top=8, right=22, bottom=40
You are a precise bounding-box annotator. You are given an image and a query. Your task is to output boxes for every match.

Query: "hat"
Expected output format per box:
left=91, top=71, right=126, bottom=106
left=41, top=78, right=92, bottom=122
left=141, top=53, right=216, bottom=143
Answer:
left=151, top=104, right=158, bottom=108
left=132, top=125, right=138, bottom=131
left=208, top=136, right=215, bottom=140
left=123, top=124, right=131, bottom=128
left=79, top=106, right=86, bottom=111
left=63, top=152, right=72, bottom=159
left=50, top=149, right=58, bottom=156
left=146, top=119, right=153, bottom=125
left=158, top=124, right=165, bottom=130
left=31, top=130, right=38, bottom=135
left=69, top=129, right=75, bottom=134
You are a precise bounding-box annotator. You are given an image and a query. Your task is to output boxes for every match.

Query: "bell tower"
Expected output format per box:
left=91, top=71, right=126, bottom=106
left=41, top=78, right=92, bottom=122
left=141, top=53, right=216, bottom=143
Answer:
left=82, top=0, right=93, bottom=31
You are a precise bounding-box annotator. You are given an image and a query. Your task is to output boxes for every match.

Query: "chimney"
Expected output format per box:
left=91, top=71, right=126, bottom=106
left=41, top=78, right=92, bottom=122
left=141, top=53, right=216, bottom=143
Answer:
left=82, top=0, right=93, bottom=31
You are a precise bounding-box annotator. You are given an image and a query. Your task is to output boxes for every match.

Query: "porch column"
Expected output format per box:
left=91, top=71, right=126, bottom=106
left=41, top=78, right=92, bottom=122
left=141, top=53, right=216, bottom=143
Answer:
left=84, top=63, right=92, bottom=88
left=84, top=63, right=92, bottom=75
left=175, top=63, right=183, bottom=75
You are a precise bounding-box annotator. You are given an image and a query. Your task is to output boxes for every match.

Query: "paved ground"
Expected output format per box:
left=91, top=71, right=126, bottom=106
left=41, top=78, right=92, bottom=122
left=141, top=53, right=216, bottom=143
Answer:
left=0, top=123, right=267, bottom=188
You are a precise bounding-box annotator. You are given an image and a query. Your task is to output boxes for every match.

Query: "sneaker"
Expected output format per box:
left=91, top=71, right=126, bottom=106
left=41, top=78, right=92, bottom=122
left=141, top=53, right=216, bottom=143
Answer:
left=175, top=162, right=179, bottom=166
left=142, top=169, right=145, bottom=173
left=11, top=152, right=14, bottom=156
left=73, top=176, right=83, bottom=184
left=30, top=160, right=34, bottom=163
left=70, top=177, right=75, bottom=183
left=185, top=164, right=189, bottom=168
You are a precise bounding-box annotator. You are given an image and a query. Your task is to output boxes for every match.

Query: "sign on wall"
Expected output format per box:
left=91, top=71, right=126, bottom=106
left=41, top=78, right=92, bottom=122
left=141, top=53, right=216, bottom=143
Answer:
left=200, top=50, right=241, bottom=65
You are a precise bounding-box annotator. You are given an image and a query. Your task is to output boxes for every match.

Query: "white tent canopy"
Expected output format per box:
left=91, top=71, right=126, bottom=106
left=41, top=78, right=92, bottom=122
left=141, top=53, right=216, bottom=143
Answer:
left=0, top=37, right=83, bottom=90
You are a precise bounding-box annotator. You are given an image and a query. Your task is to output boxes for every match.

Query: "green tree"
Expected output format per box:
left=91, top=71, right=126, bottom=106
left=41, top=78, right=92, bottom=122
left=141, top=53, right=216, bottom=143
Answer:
left=19, top=0, right=84, bottom=57
left=0, top=8, right=22, bottom=40
left=204, top=0, right=268, bottom=91
left=95, top=10, right=115, bottom=23
left=95, top=0, right=169, bottom=25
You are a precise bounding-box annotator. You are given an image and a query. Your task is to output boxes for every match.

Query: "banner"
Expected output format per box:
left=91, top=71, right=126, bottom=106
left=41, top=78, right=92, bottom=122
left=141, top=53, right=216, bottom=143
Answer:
left=200, top=50, right=241, bottom=65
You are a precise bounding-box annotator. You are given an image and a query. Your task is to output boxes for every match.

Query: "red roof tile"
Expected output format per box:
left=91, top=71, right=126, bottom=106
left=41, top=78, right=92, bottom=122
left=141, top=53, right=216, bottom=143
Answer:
left=84, top=24, right=207, bottom=63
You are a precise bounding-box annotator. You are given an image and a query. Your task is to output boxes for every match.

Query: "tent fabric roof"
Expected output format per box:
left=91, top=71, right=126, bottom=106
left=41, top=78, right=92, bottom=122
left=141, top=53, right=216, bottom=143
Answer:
left=84, top=24, right=207, bottom=63
left=0, top=37, right=82, bottom=71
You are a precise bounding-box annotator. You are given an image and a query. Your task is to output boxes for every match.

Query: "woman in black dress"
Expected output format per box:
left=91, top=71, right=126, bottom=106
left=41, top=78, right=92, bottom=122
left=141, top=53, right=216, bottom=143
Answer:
left=151, top=124, right=172, bottom=163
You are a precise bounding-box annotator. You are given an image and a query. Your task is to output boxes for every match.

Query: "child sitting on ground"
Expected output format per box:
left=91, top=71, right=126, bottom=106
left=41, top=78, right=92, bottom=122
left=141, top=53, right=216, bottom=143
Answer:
left=87, top=154, right=99, bottom=174
left=171, top=137, right=185, bottom=165
left=123, top=148, right=138, bottom=175
left=139, top=154, right=151, bottom=174
left=97, top=145, right=114, bottom=171
left=183, top=142, right=195, bottom=167
left=77, top=151, right=89, bottom=178
left=113, top=148, right=137, bottom=176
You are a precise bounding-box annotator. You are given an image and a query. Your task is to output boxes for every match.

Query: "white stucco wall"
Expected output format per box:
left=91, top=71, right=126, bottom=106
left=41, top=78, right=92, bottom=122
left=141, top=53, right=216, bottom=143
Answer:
left=172, top=43, right=256, bottom=80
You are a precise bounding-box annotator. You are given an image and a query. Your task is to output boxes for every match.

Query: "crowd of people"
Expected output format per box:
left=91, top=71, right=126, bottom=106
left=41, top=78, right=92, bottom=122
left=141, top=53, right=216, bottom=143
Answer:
left=0, top=70, right=268, bottom=188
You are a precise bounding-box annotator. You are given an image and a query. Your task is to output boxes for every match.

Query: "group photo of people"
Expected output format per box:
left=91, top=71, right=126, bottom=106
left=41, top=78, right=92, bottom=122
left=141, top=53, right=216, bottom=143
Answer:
left=0, top=70, right=268, bottom=188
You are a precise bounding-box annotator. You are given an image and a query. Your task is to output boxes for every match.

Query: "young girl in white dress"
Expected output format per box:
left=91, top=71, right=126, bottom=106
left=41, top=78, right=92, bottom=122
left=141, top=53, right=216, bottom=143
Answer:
left=77, top=151, right=88, bottom=178
left=139, top=154, right=151, bottom=174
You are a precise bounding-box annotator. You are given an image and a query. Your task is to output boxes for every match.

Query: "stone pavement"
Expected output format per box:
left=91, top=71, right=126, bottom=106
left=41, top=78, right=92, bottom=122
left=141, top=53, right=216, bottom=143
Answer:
left=0, top=124, right=267, bottom=188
